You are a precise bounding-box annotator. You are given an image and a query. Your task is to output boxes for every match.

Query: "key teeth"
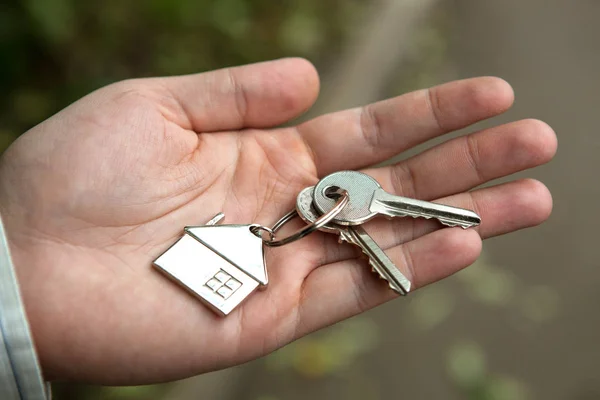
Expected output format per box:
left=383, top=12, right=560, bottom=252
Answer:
left=411, top=215, right=476, bottom=229
left=441, top=221, right=473, bottom=229
left=339, top=232, right=409, bottom=295
left=404, top=213, right=476, bottom=229
left=368, top=259, right=401, bottom=292
left=370, top=267, right=397, bottom=292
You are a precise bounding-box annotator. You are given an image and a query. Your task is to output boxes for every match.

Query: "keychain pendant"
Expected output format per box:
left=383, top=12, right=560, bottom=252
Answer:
left=153, top=213, right=268, bottom=316
left=153, top=189, right=348, bottom=317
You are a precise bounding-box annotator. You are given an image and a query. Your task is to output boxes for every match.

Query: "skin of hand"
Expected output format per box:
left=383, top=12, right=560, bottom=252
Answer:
left=0, top=58, right=556, bottom=384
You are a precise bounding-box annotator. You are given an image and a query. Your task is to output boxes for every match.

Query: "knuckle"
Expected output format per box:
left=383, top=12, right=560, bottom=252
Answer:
left=359, top=105, right=383, bottom=151
left=226, top=68, right=248, bottom=123
left=464, top=133, right=485, bottom=181
left=390, top=162, right=418, bottom=199
left=349, top=263, right=375, bottom=313
left=399, top=244, right=417, bottom=288
left=426, top=86, right=444, bottom=130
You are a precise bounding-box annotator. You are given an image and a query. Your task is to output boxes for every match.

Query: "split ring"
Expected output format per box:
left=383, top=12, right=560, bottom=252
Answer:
left=249, top=224, right=275, bottom=242
left=263, top=187, right=349, bottom=247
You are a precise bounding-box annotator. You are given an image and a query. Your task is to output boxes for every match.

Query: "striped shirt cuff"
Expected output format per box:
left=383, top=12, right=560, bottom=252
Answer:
left=0, top=215, right=48, bottom=399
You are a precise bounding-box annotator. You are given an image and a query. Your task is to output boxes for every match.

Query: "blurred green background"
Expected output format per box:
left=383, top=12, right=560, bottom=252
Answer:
left=2, top=0, right=599, bottom=399
left=0, top=0, right=366, bottom=147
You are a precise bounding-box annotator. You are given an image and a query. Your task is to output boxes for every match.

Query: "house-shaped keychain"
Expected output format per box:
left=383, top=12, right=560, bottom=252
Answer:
left=153, top=214, right=268, bottom=316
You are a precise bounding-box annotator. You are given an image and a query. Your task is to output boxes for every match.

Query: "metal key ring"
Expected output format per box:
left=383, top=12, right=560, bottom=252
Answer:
left=248, top=224, right=275, bottom=242
left=257, top=187, right=349, bottom=247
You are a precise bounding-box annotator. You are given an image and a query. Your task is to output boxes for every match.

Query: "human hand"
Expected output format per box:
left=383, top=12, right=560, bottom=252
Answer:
left=0, top=58, right=556, bottom=384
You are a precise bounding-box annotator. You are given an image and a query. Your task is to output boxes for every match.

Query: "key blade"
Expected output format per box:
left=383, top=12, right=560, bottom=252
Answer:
left=370, top=189, right=481, bottom=229
left=368, top=259, right=407, bottom=295
left=342, top=226, right=411, bottom=295
left=318, top=227, right=411, bottom=296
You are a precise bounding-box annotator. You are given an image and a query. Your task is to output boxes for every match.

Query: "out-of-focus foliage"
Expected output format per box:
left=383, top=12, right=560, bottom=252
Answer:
left=443, top=255, right=561, bottom=400
left=446, top=340, right=531, bottom=400
left=385, top=6, right=452, bottom=99
left=0, top=0, right=367, bottom=149
left=456, top=256, right=561, bottom=328
left=266, top=316, right=379, bottom=378
left=407, top=253, right=559, bottom=400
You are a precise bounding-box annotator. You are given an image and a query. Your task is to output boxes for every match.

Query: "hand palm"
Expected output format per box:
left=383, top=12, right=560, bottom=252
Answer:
left=0, top=59, right=556, bottom=384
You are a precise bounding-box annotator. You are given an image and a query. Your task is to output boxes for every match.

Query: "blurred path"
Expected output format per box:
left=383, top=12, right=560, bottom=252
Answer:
left=372, top=1, right=600, bottom=398
left=446, top=1, right=600, bottom=398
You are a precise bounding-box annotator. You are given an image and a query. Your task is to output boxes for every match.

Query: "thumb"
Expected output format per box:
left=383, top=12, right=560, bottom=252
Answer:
left=152, top=58, right=320, bottom=132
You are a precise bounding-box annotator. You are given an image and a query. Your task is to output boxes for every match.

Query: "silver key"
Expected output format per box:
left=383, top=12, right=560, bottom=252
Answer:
left=312, top=170, right=481, bottom=228
left=296, top=187, right=411, bottom=295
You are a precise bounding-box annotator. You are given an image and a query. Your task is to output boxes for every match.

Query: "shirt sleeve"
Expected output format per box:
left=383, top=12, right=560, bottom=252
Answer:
left=0, top=215, right=49, bottom=400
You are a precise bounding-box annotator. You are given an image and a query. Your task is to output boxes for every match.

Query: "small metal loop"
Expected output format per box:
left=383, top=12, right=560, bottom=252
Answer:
left=270, top=210, right=299, bottom=233
left=249, top=224, right=275, bottom=242
left=264, top=187, right=349, bottom=247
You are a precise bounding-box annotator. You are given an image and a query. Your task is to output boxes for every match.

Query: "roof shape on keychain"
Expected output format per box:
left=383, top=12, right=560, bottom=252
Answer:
left=185, top=224, right=268, bottom=285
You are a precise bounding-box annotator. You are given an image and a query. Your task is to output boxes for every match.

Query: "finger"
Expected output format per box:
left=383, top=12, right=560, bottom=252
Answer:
left=297, top=228, right=482, bottom=334
left=155, top=58, right=320, bottom=132
left=432, top=178, right=553, bottom=240
left=367, top=118, right=557, bottom=200
left=296, top=77, right=514, bottom=175
left=317, top=179, right=552, bottom=266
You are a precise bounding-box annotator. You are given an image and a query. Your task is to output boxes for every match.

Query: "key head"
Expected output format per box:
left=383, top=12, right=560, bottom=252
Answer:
left=313, top=170, right=381, bottom=225
left=296, top=187, right=338, bottom=233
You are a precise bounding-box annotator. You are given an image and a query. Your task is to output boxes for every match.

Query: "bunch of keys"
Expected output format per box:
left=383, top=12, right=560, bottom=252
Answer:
left=153, top=170, right=480, bottom=316
left=296, top=170, right=480, bottom=296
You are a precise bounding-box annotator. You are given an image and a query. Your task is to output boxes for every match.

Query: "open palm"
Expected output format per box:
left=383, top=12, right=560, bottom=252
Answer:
left=0, top=59, right=556, bottom=384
